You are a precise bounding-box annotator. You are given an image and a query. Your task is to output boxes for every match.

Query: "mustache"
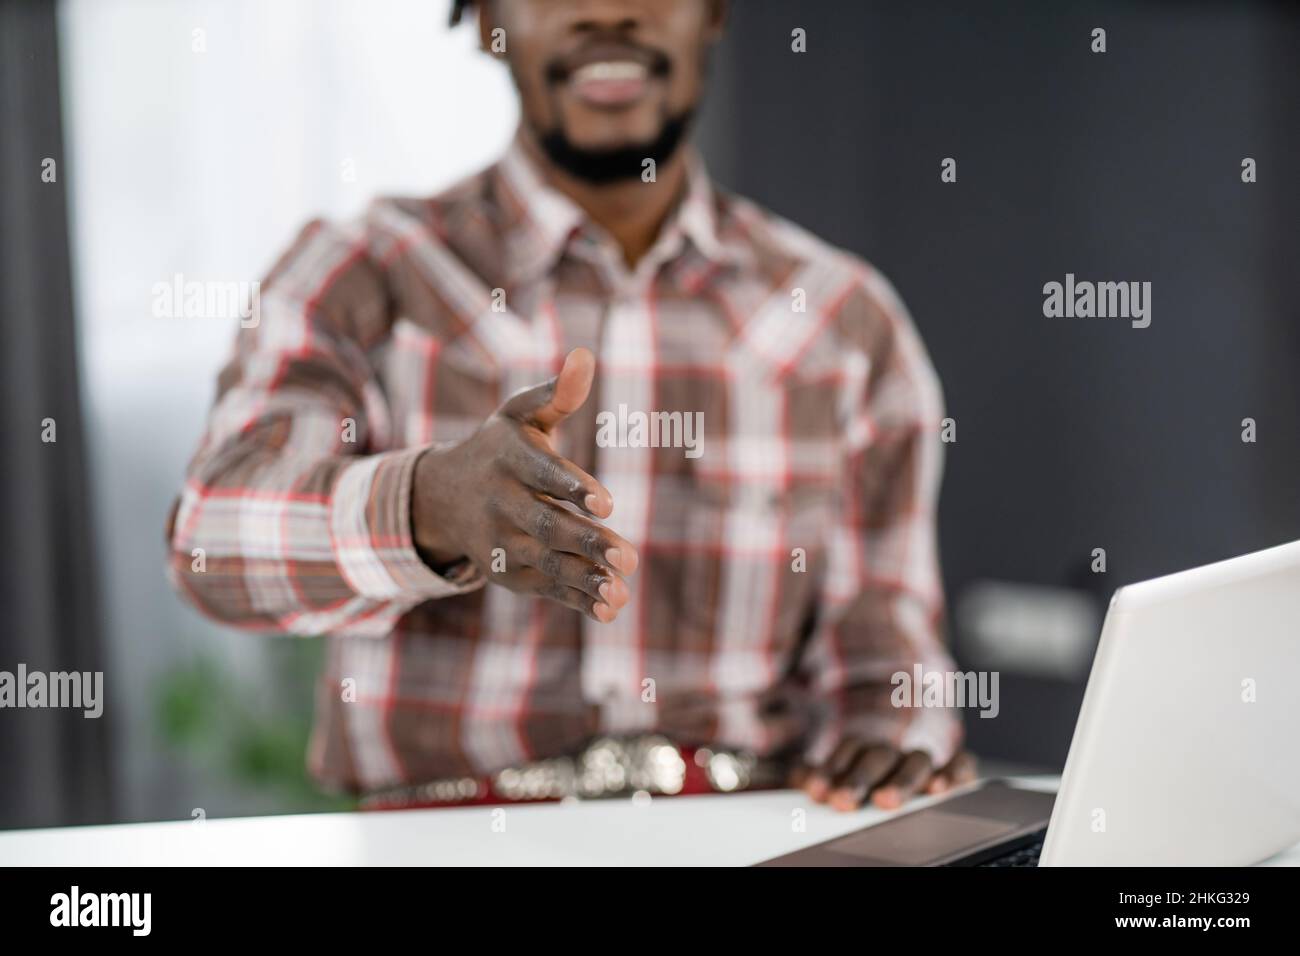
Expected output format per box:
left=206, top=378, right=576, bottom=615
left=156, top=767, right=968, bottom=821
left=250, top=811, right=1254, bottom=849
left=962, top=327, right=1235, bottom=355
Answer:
left=543, top=40, right=672, bottom=85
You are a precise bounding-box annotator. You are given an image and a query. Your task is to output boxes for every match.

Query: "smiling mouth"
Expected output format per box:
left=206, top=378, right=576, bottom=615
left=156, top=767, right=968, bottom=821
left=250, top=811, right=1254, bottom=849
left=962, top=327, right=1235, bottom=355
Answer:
left=567, top=59, right=653, bottom=107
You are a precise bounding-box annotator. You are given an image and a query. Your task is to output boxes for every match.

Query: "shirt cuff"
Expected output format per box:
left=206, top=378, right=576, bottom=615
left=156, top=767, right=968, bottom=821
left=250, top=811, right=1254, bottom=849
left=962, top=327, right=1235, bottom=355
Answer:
left=330, top=446, right=484, bottom=602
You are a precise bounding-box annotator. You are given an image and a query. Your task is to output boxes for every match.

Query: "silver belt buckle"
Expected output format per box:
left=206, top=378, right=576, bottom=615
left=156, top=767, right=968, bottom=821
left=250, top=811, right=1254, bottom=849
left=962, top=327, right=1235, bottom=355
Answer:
left=493, top=734, right=691, bottom=800
left=692, top=746, right=758, bottom=793
left=491, top=735, right=761, bottom=801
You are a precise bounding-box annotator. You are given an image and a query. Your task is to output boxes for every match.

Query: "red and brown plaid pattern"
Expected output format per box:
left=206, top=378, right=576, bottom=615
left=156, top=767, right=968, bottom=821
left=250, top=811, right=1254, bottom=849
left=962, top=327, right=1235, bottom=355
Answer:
left=167, top=133, right=963, bottom=793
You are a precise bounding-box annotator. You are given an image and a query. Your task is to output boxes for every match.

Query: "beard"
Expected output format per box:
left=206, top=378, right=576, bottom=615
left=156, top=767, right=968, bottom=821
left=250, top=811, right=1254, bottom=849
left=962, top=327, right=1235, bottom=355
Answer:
left=537, top=110, right=694, bottom=185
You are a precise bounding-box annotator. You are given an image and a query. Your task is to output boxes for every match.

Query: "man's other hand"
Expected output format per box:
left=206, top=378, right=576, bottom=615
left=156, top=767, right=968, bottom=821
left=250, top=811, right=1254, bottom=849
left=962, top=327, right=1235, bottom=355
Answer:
left=791, top=742, right=978, bottom=812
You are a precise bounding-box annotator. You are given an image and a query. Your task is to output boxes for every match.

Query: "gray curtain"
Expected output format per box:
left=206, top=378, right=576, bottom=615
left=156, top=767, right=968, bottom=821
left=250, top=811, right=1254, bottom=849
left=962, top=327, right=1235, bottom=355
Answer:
left=0, top=0, right=113, bottom=828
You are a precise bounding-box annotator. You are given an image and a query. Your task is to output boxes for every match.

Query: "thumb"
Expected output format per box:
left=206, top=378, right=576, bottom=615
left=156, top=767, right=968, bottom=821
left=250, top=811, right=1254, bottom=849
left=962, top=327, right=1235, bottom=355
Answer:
left=503, top=348, right=595, bottom=431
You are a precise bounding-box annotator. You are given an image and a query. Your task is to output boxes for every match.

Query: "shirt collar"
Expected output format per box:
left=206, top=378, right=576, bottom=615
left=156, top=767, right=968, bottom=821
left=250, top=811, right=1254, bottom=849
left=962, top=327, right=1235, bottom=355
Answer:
left=495, top=129, right=737, bottom=286
left=674, top=150, right=734, bottom=267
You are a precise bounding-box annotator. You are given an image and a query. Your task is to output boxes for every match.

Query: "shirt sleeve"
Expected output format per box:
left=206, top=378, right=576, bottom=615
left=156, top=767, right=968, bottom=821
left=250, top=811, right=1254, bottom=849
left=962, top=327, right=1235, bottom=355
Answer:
left=165, top=213, right=483, bottom=637
left=801, top=269, right=964, bottom=768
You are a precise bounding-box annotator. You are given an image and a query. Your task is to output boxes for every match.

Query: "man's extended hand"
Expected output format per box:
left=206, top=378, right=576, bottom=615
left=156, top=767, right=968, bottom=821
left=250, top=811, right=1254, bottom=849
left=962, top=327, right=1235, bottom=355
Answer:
left=411, top=347, right=639, bottom=622
left=791, top=741, right=978, bottom=812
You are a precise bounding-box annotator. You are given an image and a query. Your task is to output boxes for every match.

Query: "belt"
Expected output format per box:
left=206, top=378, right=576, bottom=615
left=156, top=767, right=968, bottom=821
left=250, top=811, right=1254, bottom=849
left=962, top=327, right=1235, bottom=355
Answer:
left=360, top=735, right=787, bottom=810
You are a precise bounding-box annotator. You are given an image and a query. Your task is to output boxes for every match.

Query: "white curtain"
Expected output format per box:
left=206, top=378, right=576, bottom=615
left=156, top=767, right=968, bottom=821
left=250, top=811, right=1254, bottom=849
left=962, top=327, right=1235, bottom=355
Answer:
left=58, top=0, right=517, bottom=820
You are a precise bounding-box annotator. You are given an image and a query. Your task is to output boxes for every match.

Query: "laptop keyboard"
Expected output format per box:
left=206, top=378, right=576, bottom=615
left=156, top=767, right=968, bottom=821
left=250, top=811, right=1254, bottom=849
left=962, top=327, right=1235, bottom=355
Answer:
left=976, top=831, right=1046, bottom=867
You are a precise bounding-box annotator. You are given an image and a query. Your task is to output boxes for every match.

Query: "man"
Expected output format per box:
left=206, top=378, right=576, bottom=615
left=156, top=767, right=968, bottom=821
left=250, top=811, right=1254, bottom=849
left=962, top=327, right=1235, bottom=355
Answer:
left=167, top=0, right=975, bottom=812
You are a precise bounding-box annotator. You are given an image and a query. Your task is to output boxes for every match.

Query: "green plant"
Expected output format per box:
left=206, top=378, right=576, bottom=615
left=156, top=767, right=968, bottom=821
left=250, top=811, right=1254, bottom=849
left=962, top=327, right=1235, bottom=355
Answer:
left=154, top=640, right=355, bottom=813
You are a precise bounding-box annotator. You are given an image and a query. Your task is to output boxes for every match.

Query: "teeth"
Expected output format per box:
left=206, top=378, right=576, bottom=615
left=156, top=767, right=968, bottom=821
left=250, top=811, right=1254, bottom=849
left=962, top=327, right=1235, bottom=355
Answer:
left=572, top=61, right=647, bottom=84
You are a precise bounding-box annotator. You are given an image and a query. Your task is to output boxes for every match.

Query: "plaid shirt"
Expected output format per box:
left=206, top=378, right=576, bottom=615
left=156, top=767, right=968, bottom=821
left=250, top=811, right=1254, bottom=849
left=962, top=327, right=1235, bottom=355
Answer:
left=167, top=134, right=962, bottom=793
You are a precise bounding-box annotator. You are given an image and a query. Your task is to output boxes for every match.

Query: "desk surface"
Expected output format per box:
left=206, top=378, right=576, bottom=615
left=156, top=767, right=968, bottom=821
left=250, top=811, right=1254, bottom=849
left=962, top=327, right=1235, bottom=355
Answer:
left=3, top=777, right=1298, bottom=866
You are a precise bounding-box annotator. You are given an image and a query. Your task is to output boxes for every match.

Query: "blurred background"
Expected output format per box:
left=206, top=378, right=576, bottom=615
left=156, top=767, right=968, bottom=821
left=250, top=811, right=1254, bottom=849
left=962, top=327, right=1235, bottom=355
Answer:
left=1, top=0, right=1297, bottom=830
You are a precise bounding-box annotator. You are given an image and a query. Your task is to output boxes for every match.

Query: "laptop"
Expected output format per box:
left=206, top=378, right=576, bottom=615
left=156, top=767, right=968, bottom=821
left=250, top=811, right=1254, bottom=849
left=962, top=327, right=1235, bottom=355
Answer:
left=759, top=539, right=1300, bottom=866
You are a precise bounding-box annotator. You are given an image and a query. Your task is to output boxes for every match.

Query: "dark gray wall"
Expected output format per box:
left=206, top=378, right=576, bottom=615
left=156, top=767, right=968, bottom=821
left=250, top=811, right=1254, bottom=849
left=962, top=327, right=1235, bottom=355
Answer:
left=697, top=0, right=1300, bottom=766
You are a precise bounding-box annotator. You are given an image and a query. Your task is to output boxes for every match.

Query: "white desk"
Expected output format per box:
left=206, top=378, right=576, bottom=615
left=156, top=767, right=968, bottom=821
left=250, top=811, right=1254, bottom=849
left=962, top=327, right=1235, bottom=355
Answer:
left=2, top=777, right=1298, bottom=866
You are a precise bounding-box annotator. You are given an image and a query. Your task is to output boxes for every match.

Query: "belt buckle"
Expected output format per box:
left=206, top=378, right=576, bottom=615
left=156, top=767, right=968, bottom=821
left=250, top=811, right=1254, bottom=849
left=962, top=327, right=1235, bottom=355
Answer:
left=693, top=746, right=757, bottom=793
left=576, top=734, right=687, bottom=798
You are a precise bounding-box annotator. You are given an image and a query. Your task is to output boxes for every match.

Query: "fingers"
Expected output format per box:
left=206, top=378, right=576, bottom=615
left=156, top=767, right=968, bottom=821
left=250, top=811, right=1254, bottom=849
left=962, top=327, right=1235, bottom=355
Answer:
left=510, top=536, right=630, bottom=609
left=800, top=739, right=971, bottom=812
left=505, top=431, right=614, bottom=519
left=511, top=568, right=614, bottom=623
left=501, top=348, right=595, bottom=433
left=491, top=498, right=639, bottom=622
left=869, top=751, right=934, bottom=810
left=829, top=746, right=906, bottom=812
left=925, top=750, right=979, bottom=796
left=507, top=496, right=639, bottom=577
left=803, top=738, right=863, bottom=803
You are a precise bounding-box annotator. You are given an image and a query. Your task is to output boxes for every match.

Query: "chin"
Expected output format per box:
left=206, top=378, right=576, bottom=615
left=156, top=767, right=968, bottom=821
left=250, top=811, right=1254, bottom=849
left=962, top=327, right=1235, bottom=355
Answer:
left=559, top=111, right=665, bottom=150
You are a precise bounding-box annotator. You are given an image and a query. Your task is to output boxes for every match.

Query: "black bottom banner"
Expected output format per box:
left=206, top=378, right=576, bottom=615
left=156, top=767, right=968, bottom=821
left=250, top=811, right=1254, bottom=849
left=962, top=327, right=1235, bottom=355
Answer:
left=0, top=864, right=1283, bottom=940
